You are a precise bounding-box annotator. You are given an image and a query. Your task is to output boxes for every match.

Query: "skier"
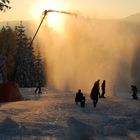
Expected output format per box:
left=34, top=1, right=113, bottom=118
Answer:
left=90, top=80, right=100, bottom=107
left=35, top=82, right=42, bottom=95
left=131, top=85, right=138, bottom=100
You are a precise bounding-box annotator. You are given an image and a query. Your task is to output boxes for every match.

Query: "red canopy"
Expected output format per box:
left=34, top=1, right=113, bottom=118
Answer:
left=0, top=82, right=23, bottom=102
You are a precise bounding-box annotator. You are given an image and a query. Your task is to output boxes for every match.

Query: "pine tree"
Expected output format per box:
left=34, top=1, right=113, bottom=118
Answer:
left=0, top=26, right=7, bottom=83
left=4, top=25, right=17, bottom=81
left=14, top=21, right=36, bottom=87
left=0, top=53, right=7, bottom=83
left=0, top=25, right=17, bottom=83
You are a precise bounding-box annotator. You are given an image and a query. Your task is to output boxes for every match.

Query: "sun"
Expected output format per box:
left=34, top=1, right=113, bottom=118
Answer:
left=31, top=0, right=66, bottom=32
left=46, top=12, right=64, bottom=31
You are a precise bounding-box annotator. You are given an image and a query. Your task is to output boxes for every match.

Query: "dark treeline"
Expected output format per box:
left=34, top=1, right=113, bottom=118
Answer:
left=0, top=21, right=46, bottom=87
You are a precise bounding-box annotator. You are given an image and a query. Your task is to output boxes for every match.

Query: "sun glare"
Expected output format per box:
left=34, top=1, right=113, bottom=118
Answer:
left=47, top=12, right=64, bottom=31
left=31, top=0, right=66, bottom=32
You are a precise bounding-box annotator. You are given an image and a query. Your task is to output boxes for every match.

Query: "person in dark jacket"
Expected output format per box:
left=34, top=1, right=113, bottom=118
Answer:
left=95, top=80, right=100, bottom=97
left=75, top=89, right=83, bottom=104
left=100, top=80, right=106, bottom=98
left=35, top=82, right=42, bottom=95
left=90, top=80, right=100, bottom=107
left=131, top=85, right=138, bottom=100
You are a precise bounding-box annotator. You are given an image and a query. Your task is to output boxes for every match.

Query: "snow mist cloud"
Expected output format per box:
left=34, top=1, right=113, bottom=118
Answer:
left=36, top=15, right=140, bottom=96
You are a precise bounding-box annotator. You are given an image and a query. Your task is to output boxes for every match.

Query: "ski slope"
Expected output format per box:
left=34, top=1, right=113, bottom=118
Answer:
left=0, top=88, right=140, bottom=140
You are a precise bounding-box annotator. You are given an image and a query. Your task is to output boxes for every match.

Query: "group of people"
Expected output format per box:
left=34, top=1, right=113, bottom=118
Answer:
left=75, top=80, right=139, bottom=109
left=75, top=80, right=106, bottom=108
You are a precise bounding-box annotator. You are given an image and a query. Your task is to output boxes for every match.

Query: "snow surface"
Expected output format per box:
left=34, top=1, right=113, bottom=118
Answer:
left=0, top=88, right=140, bottom=140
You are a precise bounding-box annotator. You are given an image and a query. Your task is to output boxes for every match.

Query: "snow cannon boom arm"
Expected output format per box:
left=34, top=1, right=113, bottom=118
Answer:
left=29, top=9, right=77, bottom=48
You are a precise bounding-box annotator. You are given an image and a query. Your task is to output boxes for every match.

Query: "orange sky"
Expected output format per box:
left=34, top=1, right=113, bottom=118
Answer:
left=0, top=0, right=140, bottom=21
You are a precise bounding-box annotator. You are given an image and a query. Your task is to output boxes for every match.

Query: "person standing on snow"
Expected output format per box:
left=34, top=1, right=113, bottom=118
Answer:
left=90, top=80, right=100, bottom=107
left=131, top=85, right=138, bottom=100
left=35, top=81, right=42, bottom=95
left=100, top=80, right=106, bottom=98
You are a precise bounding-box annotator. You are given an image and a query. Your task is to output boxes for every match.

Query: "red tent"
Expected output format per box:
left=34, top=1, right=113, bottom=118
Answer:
left=0, top=82, right=24, bottom=102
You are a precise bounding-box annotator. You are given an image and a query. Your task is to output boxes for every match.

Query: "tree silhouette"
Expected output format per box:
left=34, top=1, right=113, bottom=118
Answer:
left=0, top=25, right=17, bottom=82
left=0, top=0, right=11, bottom=11
left=0, top=0, right=11, bottom=83
left=14, top=21, right=36, bottom=87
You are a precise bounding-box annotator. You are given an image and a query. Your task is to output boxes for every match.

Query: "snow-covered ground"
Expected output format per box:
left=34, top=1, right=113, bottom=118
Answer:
left=0, top=88, right=140, bottom=140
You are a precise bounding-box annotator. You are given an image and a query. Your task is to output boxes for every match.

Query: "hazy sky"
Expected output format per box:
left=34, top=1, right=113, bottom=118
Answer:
left=0, top=0, right=140, bottom=21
